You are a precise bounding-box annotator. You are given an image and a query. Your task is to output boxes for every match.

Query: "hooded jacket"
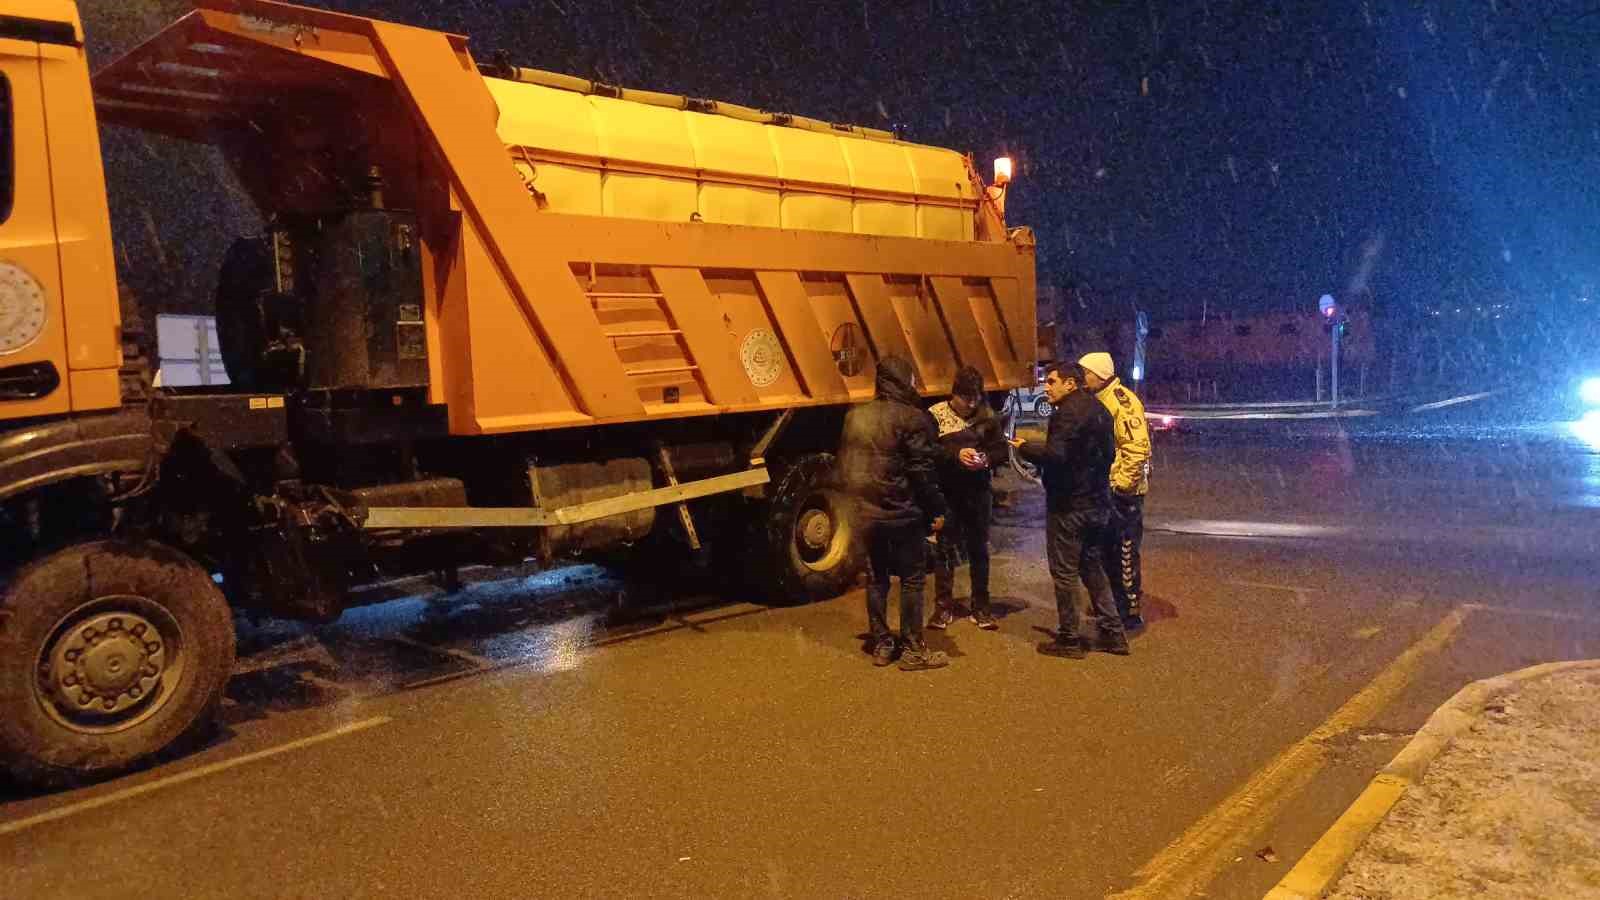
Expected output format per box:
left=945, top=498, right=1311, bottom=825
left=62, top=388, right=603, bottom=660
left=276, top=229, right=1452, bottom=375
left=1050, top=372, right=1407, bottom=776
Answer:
left=839, top=357, right=949, bottom=527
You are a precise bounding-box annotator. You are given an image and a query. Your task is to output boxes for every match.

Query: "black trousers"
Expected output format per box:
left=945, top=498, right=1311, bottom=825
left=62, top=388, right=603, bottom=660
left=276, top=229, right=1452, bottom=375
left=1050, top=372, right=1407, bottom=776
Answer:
left=1103, top=492, right=1145, bottom=619
left=1046, top=507, right=1124, bottom=643
left=933, top=480, right=993, bottom=612
left=865, top=522, right=930, bottom=647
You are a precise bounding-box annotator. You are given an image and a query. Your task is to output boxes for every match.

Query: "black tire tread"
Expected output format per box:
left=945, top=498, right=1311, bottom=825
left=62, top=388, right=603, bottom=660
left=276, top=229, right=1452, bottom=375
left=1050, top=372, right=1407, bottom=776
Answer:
left=0, top=541, right=235, bottom=787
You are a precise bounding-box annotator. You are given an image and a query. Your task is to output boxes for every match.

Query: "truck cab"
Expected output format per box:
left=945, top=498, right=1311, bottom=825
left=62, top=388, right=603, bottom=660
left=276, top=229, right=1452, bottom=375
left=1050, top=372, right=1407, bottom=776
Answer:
left=0, top=0, right=121, bottom=420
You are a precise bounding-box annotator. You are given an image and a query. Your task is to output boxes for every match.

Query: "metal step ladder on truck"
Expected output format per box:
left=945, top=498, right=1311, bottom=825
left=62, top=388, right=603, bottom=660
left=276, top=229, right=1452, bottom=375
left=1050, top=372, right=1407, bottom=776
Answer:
left=0, top=0, right=1036, bottom=784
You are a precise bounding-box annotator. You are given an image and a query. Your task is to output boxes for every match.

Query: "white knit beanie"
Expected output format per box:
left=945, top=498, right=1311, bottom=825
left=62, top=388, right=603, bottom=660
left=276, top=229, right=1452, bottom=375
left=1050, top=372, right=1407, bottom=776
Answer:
left=1078, top=352, right=1115, bottom=381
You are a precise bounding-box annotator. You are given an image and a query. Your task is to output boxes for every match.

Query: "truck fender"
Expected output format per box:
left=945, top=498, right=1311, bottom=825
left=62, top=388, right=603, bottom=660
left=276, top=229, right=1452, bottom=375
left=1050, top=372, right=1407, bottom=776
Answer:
left=0, top=409, right=155, bottom=504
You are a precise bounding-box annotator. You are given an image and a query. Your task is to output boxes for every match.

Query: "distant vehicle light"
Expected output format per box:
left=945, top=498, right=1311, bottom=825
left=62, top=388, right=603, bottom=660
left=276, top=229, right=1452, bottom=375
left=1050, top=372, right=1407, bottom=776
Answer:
left=993, top=157, right=1013, bottom=186
left=1572, top=410, right=1600, bottom=451
left=1580, top=377, right=1600, bottom=407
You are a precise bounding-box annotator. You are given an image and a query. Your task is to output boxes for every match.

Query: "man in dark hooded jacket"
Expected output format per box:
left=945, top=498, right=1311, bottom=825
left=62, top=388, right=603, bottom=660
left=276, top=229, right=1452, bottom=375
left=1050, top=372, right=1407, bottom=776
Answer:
left=839, top=356, right=951, bottom=671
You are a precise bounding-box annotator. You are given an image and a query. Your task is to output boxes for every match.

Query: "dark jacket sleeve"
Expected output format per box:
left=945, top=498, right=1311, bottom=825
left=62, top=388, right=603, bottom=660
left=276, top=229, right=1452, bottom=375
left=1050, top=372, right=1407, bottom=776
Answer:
left=1019, top=405, right=1076, bottom=468
left=979, top=412, right=1011, bottom=470
left=902, top=412, right=949, bottom=519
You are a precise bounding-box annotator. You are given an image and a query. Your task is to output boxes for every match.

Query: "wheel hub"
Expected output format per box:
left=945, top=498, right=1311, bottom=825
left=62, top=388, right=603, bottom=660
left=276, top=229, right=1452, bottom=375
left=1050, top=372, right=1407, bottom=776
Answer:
left=799, top=509, right=834, bottom=550
left=46, top=611, right=165, bottom=716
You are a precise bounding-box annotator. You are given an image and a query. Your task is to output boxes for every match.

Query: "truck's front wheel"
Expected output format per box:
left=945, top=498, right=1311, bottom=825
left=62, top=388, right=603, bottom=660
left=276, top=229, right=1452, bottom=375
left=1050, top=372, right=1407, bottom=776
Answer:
left=0, top=541, right=235, bottom=786
left=762, top=453, right=864, bottom=603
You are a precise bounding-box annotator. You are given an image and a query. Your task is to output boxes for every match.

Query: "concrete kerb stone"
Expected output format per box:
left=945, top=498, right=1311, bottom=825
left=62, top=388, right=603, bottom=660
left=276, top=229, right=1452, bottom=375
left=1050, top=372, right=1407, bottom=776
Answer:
left=1263, top=658, right=1600, bottom=900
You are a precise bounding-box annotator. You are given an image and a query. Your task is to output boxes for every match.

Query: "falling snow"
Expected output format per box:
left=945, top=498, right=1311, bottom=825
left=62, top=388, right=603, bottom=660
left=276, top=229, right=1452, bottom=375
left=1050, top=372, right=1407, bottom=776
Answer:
left=77, top=0, right=1600, bottom=388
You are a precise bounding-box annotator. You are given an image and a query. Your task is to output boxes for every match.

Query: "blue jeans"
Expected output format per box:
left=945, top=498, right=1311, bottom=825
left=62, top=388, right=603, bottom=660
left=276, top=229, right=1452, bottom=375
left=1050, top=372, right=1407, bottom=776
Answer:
left=865, top=522, right=930, bottom=647
left=1046, top=508, right=1124, bottom=643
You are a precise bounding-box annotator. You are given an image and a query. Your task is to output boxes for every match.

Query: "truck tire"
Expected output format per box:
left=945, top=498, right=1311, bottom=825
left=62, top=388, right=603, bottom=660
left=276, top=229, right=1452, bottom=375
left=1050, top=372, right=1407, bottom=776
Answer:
left=761, top=453, right=864, bottom=604
left=0, top=541, right=236, bottom=786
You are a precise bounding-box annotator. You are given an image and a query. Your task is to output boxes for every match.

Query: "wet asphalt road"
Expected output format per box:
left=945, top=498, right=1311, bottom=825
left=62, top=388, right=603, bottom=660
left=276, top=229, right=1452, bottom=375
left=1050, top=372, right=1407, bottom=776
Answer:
left=4, top=414, right=1600, bottom=899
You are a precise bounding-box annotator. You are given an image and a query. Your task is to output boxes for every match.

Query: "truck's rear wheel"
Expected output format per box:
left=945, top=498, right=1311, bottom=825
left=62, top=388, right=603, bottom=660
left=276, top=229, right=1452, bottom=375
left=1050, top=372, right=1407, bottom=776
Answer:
left=0, top=541, right=235, bottom=786
left=762, top=453, right=864, bottom=603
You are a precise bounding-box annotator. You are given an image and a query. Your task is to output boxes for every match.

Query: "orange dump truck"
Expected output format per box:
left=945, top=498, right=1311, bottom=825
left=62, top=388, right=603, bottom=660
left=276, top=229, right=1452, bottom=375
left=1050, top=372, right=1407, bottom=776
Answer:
left=0, top=0, right=1036, bottom=782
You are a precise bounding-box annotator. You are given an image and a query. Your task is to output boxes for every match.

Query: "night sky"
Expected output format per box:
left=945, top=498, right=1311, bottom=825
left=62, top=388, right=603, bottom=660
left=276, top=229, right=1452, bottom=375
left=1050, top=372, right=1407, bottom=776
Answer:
left=84, top=1, right=1599, bottom=325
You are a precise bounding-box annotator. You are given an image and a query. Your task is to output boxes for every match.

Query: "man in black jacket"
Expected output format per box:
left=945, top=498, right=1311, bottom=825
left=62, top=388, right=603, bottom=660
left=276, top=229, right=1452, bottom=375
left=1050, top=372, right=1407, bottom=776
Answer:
left=1011, top=363, right=1131, bottom=658
left=929, top=366, right=1011, bottom=631
left=840, top=356, right=951, bottom=671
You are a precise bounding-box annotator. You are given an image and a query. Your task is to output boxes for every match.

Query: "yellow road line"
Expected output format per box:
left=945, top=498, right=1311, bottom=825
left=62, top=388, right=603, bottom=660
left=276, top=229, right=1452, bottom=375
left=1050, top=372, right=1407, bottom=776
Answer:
left=1110, top=607, right=1469, bottom=900
left=1264, top=774, right=1409, bottom=900
left=0, top=716, right=392, bottom=838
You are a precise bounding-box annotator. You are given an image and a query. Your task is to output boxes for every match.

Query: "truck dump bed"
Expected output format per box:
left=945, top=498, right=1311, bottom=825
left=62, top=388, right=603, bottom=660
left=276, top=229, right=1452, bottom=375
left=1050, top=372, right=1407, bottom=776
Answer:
left=487, top=73, right=978, bottom=241
left=93, top=0, right=1036, bottom=436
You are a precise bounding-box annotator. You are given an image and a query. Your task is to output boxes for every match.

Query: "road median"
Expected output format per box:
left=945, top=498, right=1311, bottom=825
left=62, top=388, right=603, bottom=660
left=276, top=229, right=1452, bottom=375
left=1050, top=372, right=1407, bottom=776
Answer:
left=1265, top=659, right=1600, bottom=900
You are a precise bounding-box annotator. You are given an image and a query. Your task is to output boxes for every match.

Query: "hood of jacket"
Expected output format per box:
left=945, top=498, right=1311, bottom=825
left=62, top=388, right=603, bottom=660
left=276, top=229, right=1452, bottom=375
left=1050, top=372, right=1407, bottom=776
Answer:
left=874, top=356, right=920, bottom=407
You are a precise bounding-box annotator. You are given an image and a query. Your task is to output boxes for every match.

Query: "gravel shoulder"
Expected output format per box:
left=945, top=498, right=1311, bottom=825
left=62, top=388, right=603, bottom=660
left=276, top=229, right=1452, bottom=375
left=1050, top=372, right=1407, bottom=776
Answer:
left=1328, top=668, right=1600, bottom=900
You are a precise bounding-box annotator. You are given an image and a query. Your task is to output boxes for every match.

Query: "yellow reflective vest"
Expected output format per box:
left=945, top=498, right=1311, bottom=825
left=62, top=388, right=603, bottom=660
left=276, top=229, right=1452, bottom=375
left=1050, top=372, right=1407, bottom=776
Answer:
left=1094, top=378, right=1151, bottom=496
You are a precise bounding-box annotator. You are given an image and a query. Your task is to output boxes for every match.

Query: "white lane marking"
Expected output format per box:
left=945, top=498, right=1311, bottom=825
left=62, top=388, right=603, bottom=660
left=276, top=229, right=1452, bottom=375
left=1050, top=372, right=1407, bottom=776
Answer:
left=1409, top=390, right=1498, bottom=412
left=1465, top=602, right=1600, bottom=623
left=1226, top=579, right=1315, bottom=610
left=386, top=634, right=496, bottom=669
left=1156, top=520, right=1349, bottom=539
left=1226, top=579, right=1320, bottom=594
left=0, top=716, right=392, bottom=838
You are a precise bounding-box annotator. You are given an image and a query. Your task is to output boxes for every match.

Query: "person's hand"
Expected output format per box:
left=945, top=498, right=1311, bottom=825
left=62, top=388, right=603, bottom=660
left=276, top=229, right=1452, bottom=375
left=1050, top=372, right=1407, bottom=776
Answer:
left=958, top=448, right=984, bottom=469
left=1008, top=437, right=1026, bottom=449
left=930, top=516, right=946, bottom=533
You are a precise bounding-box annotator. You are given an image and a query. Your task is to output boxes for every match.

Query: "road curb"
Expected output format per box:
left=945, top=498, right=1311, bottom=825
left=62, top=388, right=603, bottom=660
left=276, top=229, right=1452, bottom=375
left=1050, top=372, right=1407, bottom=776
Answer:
left=1263, top=658, right=1600, bottom=900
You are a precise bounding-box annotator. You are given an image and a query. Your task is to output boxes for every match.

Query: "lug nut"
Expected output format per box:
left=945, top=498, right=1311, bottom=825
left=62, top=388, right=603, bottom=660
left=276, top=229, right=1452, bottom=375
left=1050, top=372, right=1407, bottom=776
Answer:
left=103, top=698, right=117, bottom=710
left=128, top=687, right=142, bottom=699
left=63, top=674, right=77, bottom=687
left=65, top=649, right=80, bottom=662
left=132, top=624, right=147, bottom=637
left=109, top=618, right=123, bottom=630
left=78, top=695, right=92, bottom=706
left=146, top=643, right=160, bottom=654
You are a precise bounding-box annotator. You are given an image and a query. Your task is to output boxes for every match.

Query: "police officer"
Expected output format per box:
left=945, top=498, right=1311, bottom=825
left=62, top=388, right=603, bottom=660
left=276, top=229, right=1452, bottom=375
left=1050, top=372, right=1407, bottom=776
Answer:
left=1078, top=352, right=1151, bottom=630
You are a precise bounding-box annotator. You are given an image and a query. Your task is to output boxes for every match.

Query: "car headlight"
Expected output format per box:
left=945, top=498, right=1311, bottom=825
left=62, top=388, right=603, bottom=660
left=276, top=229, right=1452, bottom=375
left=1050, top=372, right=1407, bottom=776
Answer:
left=1580, top=377, right=1600, bottom=408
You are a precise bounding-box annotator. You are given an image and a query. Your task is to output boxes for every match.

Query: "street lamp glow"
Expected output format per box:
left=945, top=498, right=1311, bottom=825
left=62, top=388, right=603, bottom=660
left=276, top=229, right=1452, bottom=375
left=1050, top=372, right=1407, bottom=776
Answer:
left=993, top=156, right=1013, bottom=185
left=1579, top=377, right=1600, bottom=408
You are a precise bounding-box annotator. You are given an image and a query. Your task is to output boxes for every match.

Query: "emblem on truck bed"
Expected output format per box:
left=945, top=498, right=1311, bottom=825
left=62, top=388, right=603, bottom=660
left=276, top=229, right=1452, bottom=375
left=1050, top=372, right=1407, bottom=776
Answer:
left=740, top=328, right=785, bottom=388
left=0, top=261, right=47, bottom=355
left=830, top=322, right=863, bottom=377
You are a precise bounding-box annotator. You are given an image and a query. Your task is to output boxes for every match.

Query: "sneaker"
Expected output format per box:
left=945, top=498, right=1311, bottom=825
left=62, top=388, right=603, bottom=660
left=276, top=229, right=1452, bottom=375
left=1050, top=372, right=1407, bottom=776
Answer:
left=898, top=645, right=950, bottom=671
left=928, top=608, right=956, bottom=630
left=872, top=640, right=897, bottom=667
left=970, top=608, right=999, bottom=630
left=1122, top=615, right=1146, bottom=633
left=1094, top=633, right=1132, bottom=656
left=1037, top=638, right=1087, bottom=659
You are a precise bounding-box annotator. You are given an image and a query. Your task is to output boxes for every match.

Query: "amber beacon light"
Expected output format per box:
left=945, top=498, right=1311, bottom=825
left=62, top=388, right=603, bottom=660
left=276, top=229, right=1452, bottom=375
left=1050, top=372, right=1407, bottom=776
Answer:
left=993, top=156, right=1013, bottom=186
